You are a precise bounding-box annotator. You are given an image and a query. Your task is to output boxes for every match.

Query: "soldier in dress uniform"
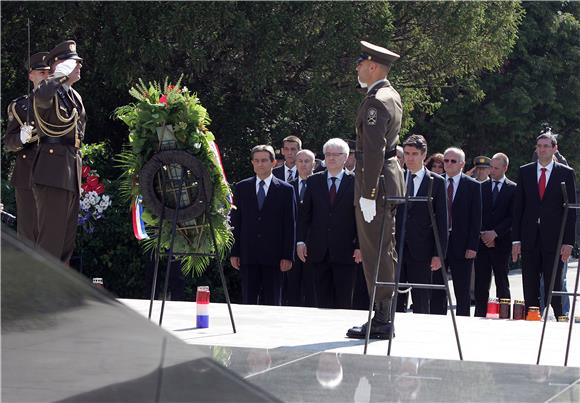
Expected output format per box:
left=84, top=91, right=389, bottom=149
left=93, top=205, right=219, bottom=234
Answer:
left=347, top=41, right=405, bottom=339
left=4, top=52, right=50, bottom=243
left=32, top=40, right=86, bottom=264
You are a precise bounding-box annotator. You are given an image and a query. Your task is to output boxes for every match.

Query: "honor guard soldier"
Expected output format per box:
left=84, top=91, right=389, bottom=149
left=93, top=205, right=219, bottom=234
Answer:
left=32, top=40, right=86, bottom=264
left=4, top=52, right=50, bottom=243
left=347, top=41, right=405, bottom=339
left=471, top=155, right=491, bottom=183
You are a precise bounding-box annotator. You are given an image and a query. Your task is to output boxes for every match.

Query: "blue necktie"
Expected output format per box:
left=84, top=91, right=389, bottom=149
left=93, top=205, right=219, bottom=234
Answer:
left=257, top=180, right=266, bottom=210
left=492, top=181, right=500, bottom=206
left=299, top=180, right=306, bottom=202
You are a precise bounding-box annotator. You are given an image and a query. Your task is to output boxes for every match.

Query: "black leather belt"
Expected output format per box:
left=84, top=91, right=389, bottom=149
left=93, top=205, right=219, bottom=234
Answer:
left=40, top=136, right=76, bottom=146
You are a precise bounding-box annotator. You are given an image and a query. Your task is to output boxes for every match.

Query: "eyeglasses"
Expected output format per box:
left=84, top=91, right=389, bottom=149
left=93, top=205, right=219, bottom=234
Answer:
left=444, top=159, right=458, bottom=164
left=324, top=152, right=346, bottom=158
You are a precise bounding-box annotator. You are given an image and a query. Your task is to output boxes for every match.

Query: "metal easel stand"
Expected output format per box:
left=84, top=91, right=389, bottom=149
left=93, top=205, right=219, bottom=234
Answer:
left=147, top=164, right=236, bottom=333
left=537, top=182, right=578, bottom=366
left=364, top=174, right=463, bottom=360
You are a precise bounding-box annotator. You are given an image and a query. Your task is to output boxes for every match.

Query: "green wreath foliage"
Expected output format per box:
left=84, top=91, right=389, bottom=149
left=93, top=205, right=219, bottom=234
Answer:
left=114, top=77, right=233, bottom=276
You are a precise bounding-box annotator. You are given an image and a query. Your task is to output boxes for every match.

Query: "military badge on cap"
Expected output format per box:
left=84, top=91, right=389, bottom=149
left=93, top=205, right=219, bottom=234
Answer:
left=367, top=107, right=377, bottom=125
left=69, top=43, right=76, bottom=52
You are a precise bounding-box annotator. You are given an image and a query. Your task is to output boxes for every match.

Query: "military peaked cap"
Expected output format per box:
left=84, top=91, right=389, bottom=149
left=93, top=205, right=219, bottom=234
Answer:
left=473, top=156, right=491, bottom=167
left=46, top=40, right=82, bottom=65
left=357, top=41, right=400, bottom=66
left=28, top=52, right=50, bottom=71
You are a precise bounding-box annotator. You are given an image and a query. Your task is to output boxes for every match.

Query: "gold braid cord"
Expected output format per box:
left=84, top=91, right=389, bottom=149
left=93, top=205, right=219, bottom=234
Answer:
left=33, top=95, right=78, bottom=137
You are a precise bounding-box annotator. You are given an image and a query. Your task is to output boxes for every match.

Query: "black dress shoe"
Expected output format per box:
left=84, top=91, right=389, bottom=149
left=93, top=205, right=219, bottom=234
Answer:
left=346, top=320, right=395, bottom=340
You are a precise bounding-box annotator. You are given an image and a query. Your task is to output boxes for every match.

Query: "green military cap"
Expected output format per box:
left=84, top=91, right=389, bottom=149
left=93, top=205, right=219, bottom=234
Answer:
left=46, top=40, right=83, bottom=65
left=473, top=156, right=491, bottom=167
left=27, top=52, right=50, bottom=71
left=357, top=41, right=400, bottom=66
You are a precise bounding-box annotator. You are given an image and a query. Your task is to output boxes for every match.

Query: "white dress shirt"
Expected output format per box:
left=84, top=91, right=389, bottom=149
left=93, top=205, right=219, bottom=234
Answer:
left=537, top=160, right=554, bottom=184
left=408, top=167, right=425, bottom=197
left=255, top=174, right=274, bottom=196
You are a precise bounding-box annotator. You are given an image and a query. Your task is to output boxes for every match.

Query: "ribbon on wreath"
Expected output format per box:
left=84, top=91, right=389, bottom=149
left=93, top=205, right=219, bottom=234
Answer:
left=132, top=195, right=149, bottom=240
left=208, top=141, right=233, bottom=204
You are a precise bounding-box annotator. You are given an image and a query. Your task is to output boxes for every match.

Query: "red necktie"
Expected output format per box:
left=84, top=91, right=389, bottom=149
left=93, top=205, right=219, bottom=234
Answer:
left=329, top=177, right=337, bottom=205
left=538, top=167, right=547, bottom=200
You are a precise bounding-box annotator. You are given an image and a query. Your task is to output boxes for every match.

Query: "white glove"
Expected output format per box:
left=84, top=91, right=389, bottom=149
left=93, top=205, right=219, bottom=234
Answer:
left=359, top=197, right=376, bottom=223
left=54, top=59, right=77, bottom=78
left=20, top=125, right=33, bottom=144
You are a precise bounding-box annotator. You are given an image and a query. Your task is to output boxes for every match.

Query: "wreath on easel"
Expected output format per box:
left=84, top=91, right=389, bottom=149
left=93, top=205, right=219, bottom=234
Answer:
left=114, top=77, right=233, bottom=276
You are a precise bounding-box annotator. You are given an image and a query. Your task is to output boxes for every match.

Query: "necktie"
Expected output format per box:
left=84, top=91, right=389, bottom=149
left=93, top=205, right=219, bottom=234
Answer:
left=492, top=181, right=500, bottom=206
left=538, top=167, right=547, bottom=200
left=447, top=178, right=454, bottom=230
left=299, top=179, right=306, bottom=202
left=329, top=177, right=337, bottom=205
left=287, top=170, right=294, bottom=182
left=257, top=180, right=266, bottom=210
left=407, top=173, right=416, bottom=197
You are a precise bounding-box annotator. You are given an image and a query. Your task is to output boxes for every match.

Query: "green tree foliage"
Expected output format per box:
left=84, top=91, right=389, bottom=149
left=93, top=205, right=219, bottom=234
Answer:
left=413, top=2, right=579, bottom=177
left=1, top=2, right=523, bottom=298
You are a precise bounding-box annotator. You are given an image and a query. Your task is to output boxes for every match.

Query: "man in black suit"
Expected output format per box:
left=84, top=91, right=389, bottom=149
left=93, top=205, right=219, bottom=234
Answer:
left=273, top=135, right=301, bottom=182
left=297, top=138, right=362, bottom=309
left=230, top=145, right=296, bottom=305
left=474, top=153, right=517, bottom=317
left=512, top=133, right=576, bottom=317
left=284, top=149, right=317, bottom=307
left=395, top=135, right=448, bottom=314
left=435, top=147, right=481, bottom=316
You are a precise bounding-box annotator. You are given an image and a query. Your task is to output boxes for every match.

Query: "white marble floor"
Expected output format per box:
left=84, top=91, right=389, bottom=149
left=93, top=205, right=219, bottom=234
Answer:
left=121, top=262, right=580, bottom=368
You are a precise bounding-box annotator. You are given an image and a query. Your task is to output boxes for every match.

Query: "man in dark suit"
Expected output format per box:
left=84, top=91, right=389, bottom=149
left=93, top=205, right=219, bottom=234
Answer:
left=4, top=52, right=50, bottom=243
left=395, top=135, right=448, bottom=314
left=273, top=135, right=301, bottom=182
left=32, top=40, right=86, bottom=264
left=297, top=139, right=361, bottom=309
left=512, top=133, right=576, bottom=318
left=230, top=145, right=296, bottom=305
left=474, top=153, right=516, bottom=317
left=435, top=147, right=481, bottom=316
left=284, top=149, right=317, bottom=307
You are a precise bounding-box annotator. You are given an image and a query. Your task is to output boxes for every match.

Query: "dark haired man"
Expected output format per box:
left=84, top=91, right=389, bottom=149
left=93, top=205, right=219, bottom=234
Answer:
left=273, top=135, right=302, bottom=182
left=512, top=133, right=576, bottom=317
left=230, top=145, right=296, bottom=305
left=396, top=134, right=448, bottom=314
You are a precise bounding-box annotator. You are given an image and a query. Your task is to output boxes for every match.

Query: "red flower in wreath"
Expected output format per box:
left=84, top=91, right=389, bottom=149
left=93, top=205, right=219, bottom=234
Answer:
left=159, top=94, right=168, bottom=106
left=86, top=175, right=100, bottom=190
left=94, top=183, right=105, bottom=195
left=81, top=165, right=91, bottom=178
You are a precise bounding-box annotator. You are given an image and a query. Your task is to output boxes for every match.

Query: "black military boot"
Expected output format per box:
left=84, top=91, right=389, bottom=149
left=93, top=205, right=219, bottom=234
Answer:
left=346, top=300, right=395, bottom=339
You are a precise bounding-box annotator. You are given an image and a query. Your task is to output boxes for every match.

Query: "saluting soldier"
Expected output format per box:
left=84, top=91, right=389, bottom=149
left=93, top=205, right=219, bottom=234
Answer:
left=347, top=41, right=405, bottom=340
left=4, top=52, right=50, bottom=243
left=32, top=40, right=86, bottom=264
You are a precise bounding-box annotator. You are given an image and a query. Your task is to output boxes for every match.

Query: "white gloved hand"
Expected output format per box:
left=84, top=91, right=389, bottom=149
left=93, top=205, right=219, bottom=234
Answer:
left=20, top=124, right=33, bottom=144
left=54, top=59, right=77, bottom=78
left=359, top=197, right=376, bottom=223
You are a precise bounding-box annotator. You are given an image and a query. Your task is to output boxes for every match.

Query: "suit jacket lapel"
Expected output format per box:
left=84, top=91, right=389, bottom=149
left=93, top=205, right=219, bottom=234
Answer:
left=334, top=172, right=351, bottom=207
left=543, top=164, right=560, bottom=198
left=251, top=177, right=259, bottom=209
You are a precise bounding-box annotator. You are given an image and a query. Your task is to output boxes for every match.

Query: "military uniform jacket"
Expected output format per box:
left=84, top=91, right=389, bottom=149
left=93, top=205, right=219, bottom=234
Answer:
left=32, top=76, right=86, bottom=193
left=4, top=95, right=38, bottom=189
left=354, top=80, right=404, bottom=201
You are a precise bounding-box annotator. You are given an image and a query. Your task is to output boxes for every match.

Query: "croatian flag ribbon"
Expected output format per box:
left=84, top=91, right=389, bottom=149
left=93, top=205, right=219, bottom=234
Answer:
left=132, top=195, right=149, bottom=240
left=208, top=140, right=233, bottom=204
